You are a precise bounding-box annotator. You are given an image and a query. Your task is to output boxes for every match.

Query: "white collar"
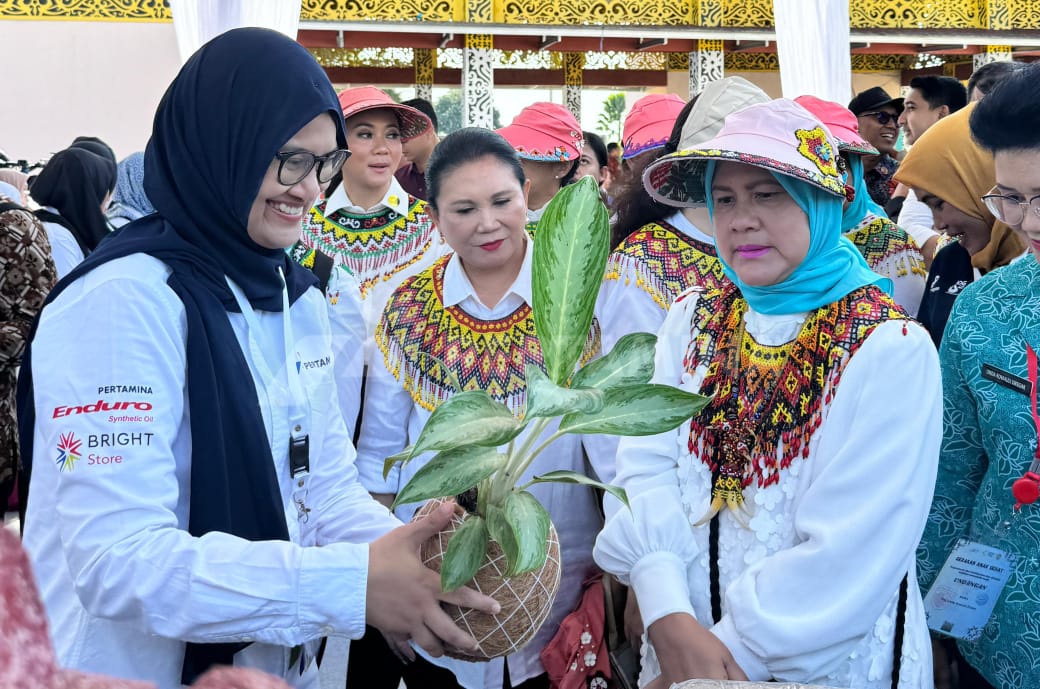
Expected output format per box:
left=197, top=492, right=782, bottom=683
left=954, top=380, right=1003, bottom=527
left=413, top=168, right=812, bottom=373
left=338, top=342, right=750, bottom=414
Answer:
left=323, top=177, right=410, bottom=217
left=527, top=205, right=547, bottom=224
left=442, top=236, right=534, bottom=310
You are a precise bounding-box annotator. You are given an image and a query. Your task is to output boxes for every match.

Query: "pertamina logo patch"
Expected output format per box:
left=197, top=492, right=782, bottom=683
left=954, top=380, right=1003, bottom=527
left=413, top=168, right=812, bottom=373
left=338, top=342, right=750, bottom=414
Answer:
left=55, top=432, right=82, bottom=472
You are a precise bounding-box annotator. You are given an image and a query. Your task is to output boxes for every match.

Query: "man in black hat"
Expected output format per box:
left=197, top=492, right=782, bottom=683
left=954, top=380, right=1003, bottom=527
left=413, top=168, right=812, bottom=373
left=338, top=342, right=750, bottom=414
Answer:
left=848, top=86, right=904, bottom=208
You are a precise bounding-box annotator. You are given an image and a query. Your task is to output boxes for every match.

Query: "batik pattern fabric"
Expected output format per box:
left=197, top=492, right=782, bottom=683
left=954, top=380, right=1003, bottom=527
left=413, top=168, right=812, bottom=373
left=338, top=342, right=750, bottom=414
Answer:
left=864, top=154, right=898, bottom=207
left=684, top=282, right=906, bottom=497
left=0, top=201, right=56, bottom=494
left=917, top=255, right=1040, bottom=688
left=301, top=195, right=436, bottom=299
left=377, top=255, right=601, bottom=416
left=604, top=220, right=726, bottom=311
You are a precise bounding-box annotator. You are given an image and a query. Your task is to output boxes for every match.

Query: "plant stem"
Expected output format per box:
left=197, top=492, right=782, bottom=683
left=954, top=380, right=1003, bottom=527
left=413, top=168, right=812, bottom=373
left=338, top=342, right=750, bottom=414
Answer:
left=509, top=429, right=566, bottom=483
left=490, top=417, right=552, bottom=504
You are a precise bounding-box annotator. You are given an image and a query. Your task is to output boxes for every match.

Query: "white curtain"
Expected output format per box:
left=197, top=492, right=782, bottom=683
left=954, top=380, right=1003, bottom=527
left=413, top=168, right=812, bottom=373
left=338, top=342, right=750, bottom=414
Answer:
left=169, top=0, right=303, bottom=64
left=773, top=0, right=851, bottom=103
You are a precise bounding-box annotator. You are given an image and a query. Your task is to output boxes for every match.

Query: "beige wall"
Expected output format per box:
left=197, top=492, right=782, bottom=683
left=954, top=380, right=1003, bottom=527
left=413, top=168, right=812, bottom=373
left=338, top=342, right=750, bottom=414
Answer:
left=0, top=20, right=181, bottom=163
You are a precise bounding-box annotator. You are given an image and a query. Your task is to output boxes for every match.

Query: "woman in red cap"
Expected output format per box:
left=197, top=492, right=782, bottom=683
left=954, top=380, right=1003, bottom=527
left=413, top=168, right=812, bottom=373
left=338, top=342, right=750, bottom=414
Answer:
left=496, top=102, right=584, bottom=236
left=292, top=86, right=447, bottom=447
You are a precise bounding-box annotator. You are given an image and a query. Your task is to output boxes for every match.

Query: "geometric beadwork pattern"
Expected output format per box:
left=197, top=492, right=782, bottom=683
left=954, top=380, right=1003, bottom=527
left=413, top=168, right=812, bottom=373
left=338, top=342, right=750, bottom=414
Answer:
left=846, top=214, right=927, bottom=281
left=684, top=282, right=906, bottom=489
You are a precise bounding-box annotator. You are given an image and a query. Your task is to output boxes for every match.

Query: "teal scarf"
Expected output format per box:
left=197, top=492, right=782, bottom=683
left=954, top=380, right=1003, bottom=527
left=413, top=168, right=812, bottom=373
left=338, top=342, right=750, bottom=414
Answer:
left=841, top=155, right=888, bottom=232
left=706, top=160, right=891, bottom=315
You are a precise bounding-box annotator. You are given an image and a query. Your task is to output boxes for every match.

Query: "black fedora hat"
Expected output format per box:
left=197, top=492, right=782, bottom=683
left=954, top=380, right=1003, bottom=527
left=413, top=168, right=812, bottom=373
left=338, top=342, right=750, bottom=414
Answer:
left=847, top=86, right=904, bottom=116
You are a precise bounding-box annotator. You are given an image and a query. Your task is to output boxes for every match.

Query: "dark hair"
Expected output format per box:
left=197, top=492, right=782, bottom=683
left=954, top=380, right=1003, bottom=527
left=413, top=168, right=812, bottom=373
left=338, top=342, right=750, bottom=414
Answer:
left=425, top=127, right=525, bottom=209
left=967, top=61, right=1024, bottom=99
left=908, top=75, right=968, bottom=113
left=663, top=94, right=700, bottom=154
left=609, top=148, right=671, bottom=249
left=559, top=158, right=581, bottom=187
left=607, top=142, right=620, bottom=154
left=970, top=62, right=1040, bottom=153
left=402, top=97, right=438, bottom=131
left=582, top=131, right=608, bottom=168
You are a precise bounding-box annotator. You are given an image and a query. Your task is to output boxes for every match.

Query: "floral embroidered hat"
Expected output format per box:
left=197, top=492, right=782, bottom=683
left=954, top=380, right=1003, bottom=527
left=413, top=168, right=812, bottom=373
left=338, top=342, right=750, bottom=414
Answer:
left=621, top=93, right=686, bottom=160
left=642, top=98, right=846, bottom=207
left=337, top=86, right=433, bottom=141
left=794, top=95, right=878, bottom=157
left=496, top=102, right=583, bottom=162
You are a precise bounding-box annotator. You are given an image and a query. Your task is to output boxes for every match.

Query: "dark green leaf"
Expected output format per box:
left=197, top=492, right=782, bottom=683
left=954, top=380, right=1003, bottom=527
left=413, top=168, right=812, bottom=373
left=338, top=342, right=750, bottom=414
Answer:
left=559, top=384, right=711, bottom=436
left=502, top=491, right=551, bottom=576
left=441, top=515, right=489, bottom=591
left=485, top=504, right=519, bottom=574
left=571, top=332, right=657, bottom=391
left=392, top=446, right=505, bottom=508
left=382, top=446, right=414, bottom=480
left=532, top=176, right=611, bottom=385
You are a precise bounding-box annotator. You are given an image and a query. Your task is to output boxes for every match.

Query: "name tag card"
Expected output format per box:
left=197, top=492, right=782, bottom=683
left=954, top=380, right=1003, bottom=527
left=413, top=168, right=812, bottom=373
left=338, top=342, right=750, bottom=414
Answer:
left=923, top=539, right=1016, bottom=641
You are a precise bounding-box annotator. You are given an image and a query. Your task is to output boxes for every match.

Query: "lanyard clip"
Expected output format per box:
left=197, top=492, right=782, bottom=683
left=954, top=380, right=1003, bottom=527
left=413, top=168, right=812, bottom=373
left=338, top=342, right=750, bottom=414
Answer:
left=289, top=434, right=310, bottom=479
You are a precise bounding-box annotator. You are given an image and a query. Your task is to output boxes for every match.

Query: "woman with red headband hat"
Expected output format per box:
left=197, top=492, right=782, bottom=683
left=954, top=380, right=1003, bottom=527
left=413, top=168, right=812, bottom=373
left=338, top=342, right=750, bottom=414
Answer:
left=497, top=102, right=585, bottom=236
left=795, top=95, right=927, bottom=316
left=295, top=87, right=446, bottom=432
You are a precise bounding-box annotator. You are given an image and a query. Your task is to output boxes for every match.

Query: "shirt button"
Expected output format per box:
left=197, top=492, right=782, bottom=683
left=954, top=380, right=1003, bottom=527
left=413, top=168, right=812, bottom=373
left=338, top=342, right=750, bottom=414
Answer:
left=294, top=425, right=302, bottom=433
left=322, top=625, right=334, bottom=635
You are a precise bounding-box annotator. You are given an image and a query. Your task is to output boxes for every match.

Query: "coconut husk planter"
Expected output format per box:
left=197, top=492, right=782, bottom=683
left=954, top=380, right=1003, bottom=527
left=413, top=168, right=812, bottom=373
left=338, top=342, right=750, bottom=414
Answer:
left=415, top=498, right=562, bottom=661
left=672, top=682, right=843, bottom=689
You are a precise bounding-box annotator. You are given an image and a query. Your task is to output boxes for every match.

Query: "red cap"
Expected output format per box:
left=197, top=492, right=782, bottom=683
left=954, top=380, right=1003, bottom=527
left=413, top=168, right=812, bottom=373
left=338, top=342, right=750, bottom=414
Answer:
left=622, top=93, right=685, bottom=159
left=794, top=95, right=878, bottom=156
left=337, top=86, right=432, bottom=141
left=496, top=102, right=583, bottom=162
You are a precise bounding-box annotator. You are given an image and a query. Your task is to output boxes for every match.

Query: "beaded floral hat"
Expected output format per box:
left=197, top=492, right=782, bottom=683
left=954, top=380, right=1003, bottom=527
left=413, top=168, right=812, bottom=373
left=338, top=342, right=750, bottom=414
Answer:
left=794, top=95, right=879, bottom=156
left=337, top=86, right=433, bottom=141
left=496, top=102, right=583, bottom=162
left=643, top=98, right=846, bottom=207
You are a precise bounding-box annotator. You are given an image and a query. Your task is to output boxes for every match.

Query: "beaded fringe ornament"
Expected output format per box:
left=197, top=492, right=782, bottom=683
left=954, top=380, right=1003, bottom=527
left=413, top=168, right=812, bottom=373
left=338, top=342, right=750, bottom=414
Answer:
left=685, top=284, right=907, bottom=525
left=301, top=196, right=437, bottom=298
left=416, top=499, right=562, bottom=661
left=846, top=214, right=927, bottom=281
left=377, top=255, right=600, bottom=415
left=605, top=221, right=727, bottom=310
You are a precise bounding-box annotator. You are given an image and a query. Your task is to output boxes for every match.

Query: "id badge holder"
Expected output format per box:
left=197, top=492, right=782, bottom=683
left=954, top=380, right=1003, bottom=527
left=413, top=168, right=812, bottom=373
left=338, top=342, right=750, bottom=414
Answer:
left=923, top=538, right=1018, bottom=641
left=290, top=434, right=312, bottom=523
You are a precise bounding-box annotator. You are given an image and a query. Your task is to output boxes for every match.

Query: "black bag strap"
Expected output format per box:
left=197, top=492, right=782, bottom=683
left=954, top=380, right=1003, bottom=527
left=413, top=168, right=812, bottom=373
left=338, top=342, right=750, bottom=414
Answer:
left=891, top=573, right=909, bottom=689
left=310, top=247, right=334, bottom=295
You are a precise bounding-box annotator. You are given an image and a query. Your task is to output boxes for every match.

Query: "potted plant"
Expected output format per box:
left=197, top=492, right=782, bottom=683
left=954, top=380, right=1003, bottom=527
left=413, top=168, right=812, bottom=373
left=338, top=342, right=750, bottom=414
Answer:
left=383, top=176, right=711, bottom=660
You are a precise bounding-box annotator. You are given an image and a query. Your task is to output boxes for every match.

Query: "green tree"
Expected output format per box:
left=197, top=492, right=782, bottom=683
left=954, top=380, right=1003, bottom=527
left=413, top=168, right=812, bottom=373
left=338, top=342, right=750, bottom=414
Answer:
left=434, top=91, right=503, bottom=135
left=597, top=93, right=626, bottom=145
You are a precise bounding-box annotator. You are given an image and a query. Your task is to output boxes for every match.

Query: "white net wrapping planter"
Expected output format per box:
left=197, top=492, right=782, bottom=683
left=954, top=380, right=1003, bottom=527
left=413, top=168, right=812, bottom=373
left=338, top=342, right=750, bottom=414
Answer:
left=416, top=498, right=562, bottom=661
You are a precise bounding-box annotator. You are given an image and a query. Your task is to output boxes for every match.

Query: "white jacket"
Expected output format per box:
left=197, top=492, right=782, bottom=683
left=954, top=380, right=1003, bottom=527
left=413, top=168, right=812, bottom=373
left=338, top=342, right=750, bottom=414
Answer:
left=22, top=253, right=399, bottom=689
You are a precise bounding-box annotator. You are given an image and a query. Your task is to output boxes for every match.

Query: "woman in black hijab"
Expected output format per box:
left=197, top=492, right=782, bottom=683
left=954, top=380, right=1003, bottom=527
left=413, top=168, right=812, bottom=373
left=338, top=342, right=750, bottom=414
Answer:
left=30, top=147, right=116, bottom=273
left=18, top=27, right=494, bottom=688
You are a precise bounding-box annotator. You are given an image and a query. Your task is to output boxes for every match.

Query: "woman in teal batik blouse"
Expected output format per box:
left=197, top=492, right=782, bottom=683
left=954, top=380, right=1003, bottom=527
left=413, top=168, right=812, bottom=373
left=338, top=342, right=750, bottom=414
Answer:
left=917, top=64, right=1040, bottom=689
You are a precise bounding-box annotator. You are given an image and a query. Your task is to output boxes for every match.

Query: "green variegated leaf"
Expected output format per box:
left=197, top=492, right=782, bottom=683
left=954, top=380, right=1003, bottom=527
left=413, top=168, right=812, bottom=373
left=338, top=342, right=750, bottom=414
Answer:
left=441, top=515, right=489, bottom=591
left=410, top=390, right=522, bottom=458
left=392, top=446, right=506, bottom=508
left=485, top=504, right=519, bottom=574
left=525, top=364, right=603, bottom=419
left=382, top=445, right=414, bottom=480
left=559, top=384, right=711, bottom=436
left=502, top=490, right=551, bottom=576
left=532, top=176, right=611, bottom=385
left=571, top=332, right=657, bottom=391
left=526, top=470, right=629, bottom=508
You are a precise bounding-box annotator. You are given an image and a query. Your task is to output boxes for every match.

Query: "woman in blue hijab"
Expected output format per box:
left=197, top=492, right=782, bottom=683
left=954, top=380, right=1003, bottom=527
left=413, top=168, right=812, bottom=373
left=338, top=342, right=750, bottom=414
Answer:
left=595, top=99, right=941, bottom=688
left=17, top=27, right=494, bottom=689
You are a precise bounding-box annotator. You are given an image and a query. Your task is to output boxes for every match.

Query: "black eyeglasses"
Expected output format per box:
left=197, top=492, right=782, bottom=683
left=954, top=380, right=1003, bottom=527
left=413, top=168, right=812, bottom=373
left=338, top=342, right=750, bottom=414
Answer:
left=274, top=149, right=351, bottom=186
left=859, top=111, right=900, bottom=126
left=982, top=187, right=1040, bottom=226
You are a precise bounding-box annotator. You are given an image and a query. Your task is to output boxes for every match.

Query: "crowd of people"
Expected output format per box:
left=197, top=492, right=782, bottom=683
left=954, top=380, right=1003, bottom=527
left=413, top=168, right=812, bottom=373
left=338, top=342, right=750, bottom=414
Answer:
left=1, top=26, right=1038, bottom=689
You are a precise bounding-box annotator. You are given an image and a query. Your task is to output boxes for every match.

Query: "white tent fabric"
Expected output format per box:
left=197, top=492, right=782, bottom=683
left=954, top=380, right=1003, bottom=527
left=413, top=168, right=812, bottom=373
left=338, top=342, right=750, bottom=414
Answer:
left=773, top=0, right=852, bottom=103
left=169, top=0, right=302, bottom=64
